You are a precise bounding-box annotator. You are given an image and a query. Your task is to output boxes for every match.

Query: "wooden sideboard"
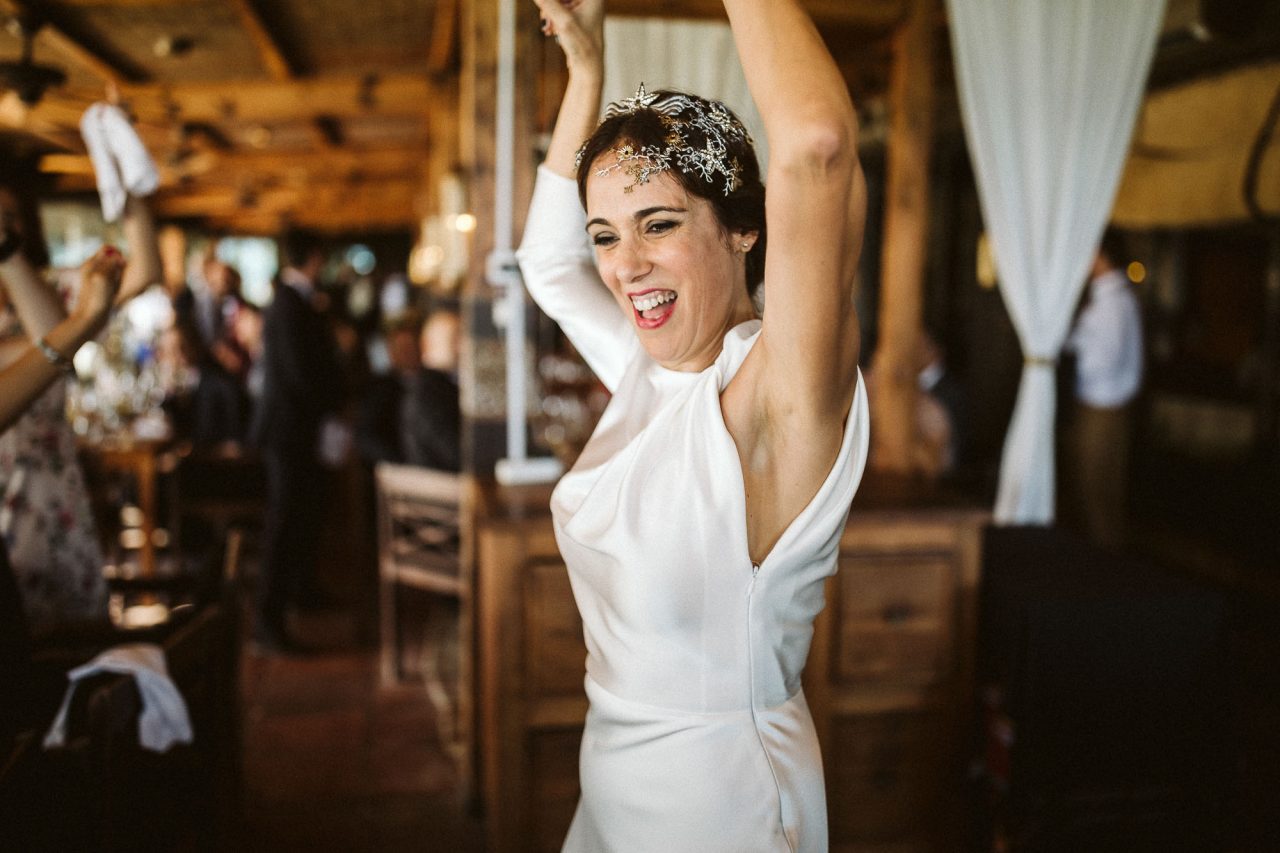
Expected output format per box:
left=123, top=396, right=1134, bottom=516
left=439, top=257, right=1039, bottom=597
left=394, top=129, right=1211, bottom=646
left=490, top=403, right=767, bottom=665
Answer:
left=475, top=477, right=988, bottom=852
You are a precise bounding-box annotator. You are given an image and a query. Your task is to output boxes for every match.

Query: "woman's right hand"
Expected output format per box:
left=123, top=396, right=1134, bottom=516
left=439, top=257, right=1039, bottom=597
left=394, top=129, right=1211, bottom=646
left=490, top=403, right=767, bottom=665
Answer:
left=534, top=0, right=604, bottom=72
left=71, top=246, right=125, bottom=336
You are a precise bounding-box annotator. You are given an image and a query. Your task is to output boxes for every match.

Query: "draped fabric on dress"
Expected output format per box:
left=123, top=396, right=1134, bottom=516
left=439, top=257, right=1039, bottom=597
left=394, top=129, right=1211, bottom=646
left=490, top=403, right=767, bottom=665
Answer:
left=517, top=168, right=869, bottom=852
left=945, top=0, right=1164, bottom=523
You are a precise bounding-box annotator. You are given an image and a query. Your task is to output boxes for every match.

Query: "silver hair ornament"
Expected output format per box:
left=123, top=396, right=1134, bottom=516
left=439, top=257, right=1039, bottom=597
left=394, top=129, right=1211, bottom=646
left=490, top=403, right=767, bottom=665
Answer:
left=576, top=83, right=753, bottom=197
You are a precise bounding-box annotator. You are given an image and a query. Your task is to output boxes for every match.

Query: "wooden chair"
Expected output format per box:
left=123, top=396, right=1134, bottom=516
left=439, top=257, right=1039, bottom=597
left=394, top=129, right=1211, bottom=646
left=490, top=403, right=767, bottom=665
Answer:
left=374, top=463, right=465, bottom=686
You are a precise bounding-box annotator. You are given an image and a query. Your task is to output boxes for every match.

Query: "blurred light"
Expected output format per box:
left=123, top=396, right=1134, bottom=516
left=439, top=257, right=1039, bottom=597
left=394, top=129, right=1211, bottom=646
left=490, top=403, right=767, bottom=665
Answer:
left=73, top=340, right=102, bottom=377
left=346, top=244, right=376, bottom=275
left=453, top=213, right=477, bottom=234
left=119, top=528, right=147, bottom=549
left=1127, top=261, right=1146, bottom=284
left=976, top=232, right=997, bottom=289
left=347, top=277, right=375, bottom=318
left=245, top=125, right=272, bottom=148
left=120, top=505, right=145, bottom=528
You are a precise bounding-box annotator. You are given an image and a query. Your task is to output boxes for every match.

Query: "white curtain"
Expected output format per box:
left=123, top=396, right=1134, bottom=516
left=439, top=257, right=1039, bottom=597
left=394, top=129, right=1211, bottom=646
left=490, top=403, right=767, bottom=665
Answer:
left=946, top=0, right=1165, bottom=524
left=603, top=17, right=768, bottom=171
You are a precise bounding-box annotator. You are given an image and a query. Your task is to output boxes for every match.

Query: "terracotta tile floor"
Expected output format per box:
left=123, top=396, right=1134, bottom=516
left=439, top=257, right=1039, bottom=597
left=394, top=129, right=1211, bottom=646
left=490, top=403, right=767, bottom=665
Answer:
left=236, top=591, right=482, bottom=851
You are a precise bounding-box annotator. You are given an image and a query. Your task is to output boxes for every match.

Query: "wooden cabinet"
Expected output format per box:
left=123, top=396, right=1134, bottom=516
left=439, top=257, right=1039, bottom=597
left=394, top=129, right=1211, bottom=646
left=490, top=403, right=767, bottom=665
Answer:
left=476, top=513, right=584, bottom=853
left=475, top=481, right=987, bottom=852
left=810, top=508, right=988, bottom=852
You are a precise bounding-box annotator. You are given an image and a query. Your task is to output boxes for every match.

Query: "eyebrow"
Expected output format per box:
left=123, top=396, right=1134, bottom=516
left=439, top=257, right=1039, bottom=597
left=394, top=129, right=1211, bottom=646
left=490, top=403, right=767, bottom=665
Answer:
left=586, top=206, right=688, bottom=229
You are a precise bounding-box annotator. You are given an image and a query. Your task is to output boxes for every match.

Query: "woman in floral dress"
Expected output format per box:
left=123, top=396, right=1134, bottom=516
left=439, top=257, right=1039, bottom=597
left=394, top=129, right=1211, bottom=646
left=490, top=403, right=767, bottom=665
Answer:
left=0, top=165, right=159, bottom=636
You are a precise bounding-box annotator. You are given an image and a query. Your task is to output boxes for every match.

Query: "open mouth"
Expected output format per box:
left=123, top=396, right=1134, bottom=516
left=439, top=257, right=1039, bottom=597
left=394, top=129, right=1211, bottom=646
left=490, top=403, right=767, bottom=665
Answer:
left=629, top=289, right=677, bottom=329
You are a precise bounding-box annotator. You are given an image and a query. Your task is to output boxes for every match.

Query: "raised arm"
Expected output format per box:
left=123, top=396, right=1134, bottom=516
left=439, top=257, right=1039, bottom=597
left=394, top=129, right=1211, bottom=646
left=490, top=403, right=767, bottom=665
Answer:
left=718, top=0, right=868, bottom=565
left=0, top=201, right=65, bottom=344
left=0, top=247, right=123, bottom=432
left=118, top=193, right=162, bottom=304
left=517, top=0, right=635, bottom=392
left=724, top=0, right=865, bottom=418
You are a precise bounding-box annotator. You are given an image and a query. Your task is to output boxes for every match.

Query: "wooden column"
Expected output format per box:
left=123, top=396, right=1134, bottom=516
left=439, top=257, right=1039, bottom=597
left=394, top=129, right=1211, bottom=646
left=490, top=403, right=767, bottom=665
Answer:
left=871, top=0, right=936, bottom=472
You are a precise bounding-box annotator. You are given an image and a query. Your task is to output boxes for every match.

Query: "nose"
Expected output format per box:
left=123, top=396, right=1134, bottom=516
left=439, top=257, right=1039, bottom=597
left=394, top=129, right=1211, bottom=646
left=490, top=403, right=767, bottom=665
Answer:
left=610, top=237, right=651, bottom=285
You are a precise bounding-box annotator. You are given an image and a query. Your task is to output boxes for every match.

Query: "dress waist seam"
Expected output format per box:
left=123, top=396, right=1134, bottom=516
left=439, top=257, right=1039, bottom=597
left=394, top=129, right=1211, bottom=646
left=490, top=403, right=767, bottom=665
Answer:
left=584, top=672, right=805, bottom=718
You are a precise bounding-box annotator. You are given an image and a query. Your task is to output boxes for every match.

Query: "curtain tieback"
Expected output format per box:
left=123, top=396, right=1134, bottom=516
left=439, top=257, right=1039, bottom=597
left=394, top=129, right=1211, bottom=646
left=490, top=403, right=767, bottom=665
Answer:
left=1023, top=356, right=1057, bottom=369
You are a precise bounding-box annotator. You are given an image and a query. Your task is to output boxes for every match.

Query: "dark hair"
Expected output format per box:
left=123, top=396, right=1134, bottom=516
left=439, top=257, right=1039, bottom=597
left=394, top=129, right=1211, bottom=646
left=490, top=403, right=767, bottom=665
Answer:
left=575, top=90, right=767, bottom=301
left=278, top=229, right=325, bottom=270
left=0, top=169, right=52, bottom=270
left=1098, top=228, right=1128, bottom=269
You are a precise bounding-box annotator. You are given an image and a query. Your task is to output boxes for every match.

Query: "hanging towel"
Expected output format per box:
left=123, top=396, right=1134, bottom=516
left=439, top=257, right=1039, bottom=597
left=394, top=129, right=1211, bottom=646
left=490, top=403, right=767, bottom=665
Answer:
left=43, top=642, right=193, bottom=753
left=79, top=102, right=159, bottom=223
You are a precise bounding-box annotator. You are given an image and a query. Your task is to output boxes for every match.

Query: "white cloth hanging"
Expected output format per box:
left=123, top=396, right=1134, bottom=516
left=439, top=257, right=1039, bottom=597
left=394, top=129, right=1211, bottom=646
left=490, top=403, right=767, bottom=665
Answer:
left=44, top=643, right=193, bottom=753
left=80, top=102, right=159, bottom=223
left=945, top=0, right=1165, bottom=524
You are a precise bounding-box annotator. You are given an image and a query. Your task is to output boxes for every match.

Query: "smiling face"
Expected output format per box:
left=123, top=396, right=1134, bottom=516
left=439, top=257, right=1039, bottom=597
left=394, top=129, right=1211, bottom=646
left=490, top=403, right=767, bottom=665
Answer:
left=585, top=158, right=757, bottom=372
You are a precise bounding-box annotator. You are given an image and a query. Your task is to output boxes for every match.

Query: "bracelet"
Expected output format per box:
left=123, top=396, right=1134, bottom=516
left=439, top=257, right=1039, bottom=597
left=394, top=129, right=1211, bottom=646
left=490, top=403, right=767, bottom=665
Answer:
left=36, top=337, right=76, bottom=375
left=0, top=231, right=22, bottom=263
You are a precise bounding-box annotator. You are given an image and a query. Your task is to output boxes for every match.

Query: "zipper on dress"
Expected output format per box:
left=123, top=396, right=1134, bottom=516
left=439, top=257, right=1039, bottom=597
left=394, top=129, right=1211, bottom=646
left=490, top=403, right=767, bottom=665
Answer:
left=747, top=561, right=760, bottom=595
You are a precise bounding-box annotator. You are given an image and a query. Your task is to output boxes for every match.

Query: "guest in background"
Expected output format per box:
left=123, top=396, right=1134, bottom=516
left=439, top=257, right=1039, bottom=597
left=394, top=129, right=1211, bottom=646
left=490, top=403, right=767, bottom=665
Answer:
left=172, top=253, right=249, bottom=447
left=356, top=309, right=461, bottom=472
left=914, top=330, right=967, bottom=480
left=249, top=231, right=342, bottom=651
left=404, top=308, right=462, bottom=472
left=1063, top=230, right=1143, bottom=549
left=0, top=105, right=161, bottom=636
left=232, top=302, right=265, bottom=411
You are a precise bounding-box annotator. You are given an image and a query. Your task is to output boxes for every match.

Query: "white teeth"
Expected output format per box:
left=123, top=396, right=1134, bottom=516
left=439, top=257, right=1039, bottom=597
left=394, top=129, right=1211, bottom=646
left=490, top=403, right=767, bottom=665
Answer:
left=630, top=291, right=676, bottom=312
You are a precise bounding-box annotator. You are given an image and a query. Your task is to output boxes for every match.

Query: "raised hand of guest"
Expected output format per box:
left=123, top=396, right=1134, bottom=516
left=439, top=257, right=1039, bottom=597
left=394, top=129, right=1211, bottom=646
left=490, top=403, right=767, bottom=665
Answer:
left=0, top=245, right=125, bottom=432
left=72, top=245, right=126, bottom=339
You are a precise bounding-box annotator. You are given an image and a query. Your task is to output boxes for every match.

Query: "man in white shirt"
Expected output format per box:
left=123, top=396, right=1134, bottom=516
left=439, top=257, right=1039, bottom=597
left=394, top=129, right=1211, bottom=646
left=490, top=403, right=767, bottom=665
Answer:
left=1063, top=230, right=1143, bottom=548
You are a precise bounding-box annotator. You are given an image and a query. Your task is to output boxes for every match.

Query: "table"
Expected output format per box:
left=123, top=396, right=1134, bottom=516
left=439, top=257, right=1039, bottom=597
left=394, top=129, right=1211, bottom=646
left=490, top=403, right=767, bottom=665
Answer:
left=78, top=436, right=182, bottom=578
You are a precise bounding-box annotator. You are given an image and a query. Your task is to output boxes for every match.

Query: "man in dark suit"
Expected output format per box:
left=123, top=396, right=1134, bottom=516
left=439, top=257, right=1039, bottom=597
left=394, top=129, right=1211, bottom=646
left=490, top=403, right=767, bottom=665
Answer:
left=249, top=231, right=340, bottom=651
left=356, top=309, right=461, bottom=472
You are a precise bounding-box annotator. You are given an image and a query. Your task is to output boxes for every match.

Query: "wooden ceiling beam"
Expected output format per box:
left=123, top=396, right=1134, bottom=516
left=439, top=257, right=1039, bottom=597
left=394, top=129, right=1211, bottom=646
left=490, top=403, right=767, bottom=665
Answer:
left=226, top=0, right=294, bottom=81
left=309, top=115, right=344, bottom=149
left=149, top=179, right=419, bottom=231
left=0, top=0, right=138, bottom=85
left=427, top=0, right=460, bottom=77
left=119, top=74, right=435, bottom=125
left=43, top=143, right=430, bottom=183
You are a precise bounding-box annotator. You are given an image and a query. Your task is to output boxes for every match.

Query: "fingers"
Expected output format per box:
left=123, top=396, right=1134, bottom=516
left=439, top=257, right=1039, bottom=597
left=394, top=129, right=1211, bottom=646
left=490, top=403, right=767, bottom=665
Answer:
left=533, top=0, right=578, bottom=38
left=85, top=245, right=127, bottom=288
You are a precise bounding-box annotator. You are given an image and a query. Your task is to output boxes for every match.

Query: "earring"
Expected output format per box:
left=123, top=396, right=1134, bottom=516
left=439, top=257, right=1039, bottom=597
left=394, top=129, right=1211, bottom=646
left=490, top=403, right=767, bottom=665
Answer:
left=740, top=242, right=750, bottom=251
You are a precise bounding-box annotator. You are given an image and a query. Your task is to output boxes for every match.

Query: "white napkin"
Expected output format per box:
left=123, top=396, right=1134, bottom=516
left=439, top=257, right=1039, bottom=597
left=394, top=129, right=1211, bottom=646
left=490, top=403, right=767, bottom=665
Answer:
left=43, top=642, right=193, bottom=753
left=79, top=103, right=159, bottom=223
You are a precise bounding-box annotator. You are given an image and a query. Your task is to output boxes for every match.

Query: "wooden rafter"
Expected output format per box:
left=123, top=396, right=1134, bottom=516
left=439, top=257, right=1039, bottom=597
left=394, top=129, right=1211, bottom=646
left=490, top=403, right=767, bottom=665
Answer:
left=310, top=115, right=345, bottom=149
left=0, top=0, right=133, bottom=84
left=227, top=0, right=293, bottom=81
left=43, top=143, right=429, bottom=183
left=120, top=74, right=435, bottom=125
left=427, top=0, right=460, bottom=77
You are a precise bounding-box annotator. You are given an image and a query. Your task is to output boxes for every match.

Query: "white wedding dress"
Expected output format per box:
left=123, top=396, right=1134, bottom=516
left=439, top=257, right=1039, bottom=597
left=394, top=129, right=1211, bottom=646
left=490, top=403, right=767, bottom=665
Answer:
left=518, top=167, right=869, bottom=853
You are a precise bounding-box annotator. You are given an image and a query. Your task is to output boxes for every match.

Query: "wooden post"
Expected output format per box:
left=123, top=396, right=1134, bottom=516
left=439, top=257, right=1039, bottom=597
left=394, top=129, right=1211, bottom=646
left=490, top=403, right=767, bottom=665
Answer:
left=871, top=0, right=936, bottom=472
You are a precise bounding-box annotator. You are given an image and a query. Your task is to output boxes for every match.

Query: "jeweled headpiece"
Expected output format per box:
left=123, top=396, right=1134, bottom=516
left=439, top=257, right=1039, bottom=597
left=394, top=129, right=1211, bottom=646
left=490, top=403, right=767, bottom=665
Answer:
left=576, top=83, right=753, bottom=197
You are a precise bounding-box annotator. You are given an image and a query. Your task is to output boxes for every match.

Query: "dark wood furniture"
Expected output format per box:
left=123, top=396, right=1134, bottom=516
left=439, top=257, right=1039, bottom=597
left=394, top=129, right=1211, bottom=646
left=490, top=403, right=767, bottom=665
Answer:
left=0, top=531, right=244, bottom=852
left=474, top=475, right=987, bottom=852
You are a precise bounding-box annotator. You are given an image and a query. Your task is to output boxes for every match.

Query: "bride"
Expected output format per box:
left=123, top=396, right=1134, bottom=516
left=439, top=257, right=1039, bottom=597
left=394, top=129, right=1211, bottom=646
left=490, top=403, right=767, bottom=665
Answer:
left=518, top=0, right=869, bottom=849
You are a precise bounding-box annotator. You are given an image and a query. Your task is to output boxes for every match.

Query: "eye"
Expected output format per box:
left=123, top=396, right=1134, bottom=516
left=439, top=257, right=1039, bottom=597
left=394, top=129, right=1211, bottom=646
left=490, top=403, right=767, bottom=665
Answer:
left=590, top=232, right=618, bottom=248
left=645, top=220, right=676, bottom=235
